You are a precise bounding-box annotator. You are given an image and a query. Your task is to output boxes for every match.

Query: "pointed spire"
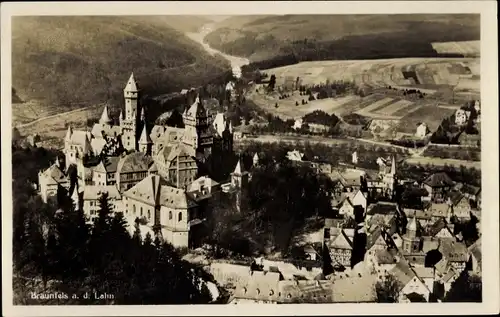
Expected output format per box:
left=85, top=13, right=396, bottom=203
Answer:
left=233, top=160, right=242, bottom=175
left=139, top=124, right=151, bottom=144
left=99, top=105, right=112, bottom=124
left=229, top=121, right=233, bottom=133
left=390, top=155, right=396, bottom=175
left=65, top=125, right=73, bottom=142
left=71, top=183, right=80, bottom=211
left=407, top=212, right=418, bottom=233
left=83, top=133, right=91, bottom=155
left=119, top=109, right=124, bottom=121
left=124, top=72, right=138, bottom=92
left=140, top=107, right=146, bottom=122
left=55, top=156, right=61, bottom=168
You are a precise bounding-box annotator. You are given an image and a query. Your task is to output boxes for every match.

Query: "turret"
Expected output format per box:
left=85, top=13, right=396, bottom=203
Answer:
left=65, top=125, right=73, bottom=142
left=138, top=124, right=152, bottom=155
left=99, top=105, right=112, bottom=125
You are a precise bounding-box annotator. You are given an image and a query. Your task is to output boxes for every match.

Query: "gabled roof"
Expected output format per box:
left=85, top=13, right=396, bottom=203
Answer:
left=413, top=266, right=434, bottom=280
left=427, top=218, right=453, bottom=237
left=367, top=202, right=398, bottom=216
left=40, top=164, right=68, bottom=185
left=428, top=203, right=449, bottom=218
left=124, top=174, right=163, bottom=205
left=461, top=184, right=481, bottom=196
left=390, top=258, right=416, bottom=287
left=279, top=280, right=333, bottom=303
left=232, top=271, right=281, bottom=302
left=438, top=240, right=468, bottom=262
left=117, top=152, right=153, bottom=174
left=185, top=96, right=207, bottom=118
left=330, top=230, right=353, bottom=250
left=468, top=237, right=482, bottom=271
left=83, top=185, right=121, bottom=200
left=423, top=172, right=454, bottom=188
left=331, top=273, right=377, bottom=302
left=374, top=248, right=398, bottom=265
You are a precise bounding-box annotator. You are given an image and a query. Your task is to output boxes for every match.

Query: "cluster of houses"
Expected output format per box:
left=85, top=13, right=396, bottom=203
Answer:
left=203, top=149, right=481, bottom=304
left=37, top=73, right=242, bottom=249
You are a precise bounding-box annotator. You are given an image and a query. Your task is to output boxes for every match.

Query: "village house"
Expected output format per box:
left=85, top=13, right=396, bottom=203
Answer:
left=92, top=156, right=120, bottom=186
left=324, top=228, right=354, bottom=269
left=466, top=238, right=482, bottom=276
left=446, top=192, right=472, bottom=222
left=422, top=172, right=455, bottom=203
left=390, top=258, right=431, bottom=302
left=38, top=157, right=71, bottom=203
left=82, top=185, right=122, bottom=223
left=116, top=152, right=154, bottom=192
left=415, top=122, right=430, bottom=139
left=437, top=240, right=468, bottom=273
left=279, top=280, right=333, bottom=303
left=229, top=270, right=281, bottom=304
left=122, top=174, right=200, bottom=248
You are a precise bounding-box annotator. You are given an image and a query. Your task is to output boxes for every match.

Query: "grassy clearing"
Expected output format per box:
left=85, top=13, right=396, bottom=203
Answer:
left=405, top=156, right=481, bottom=169
left=395, top=103, right=456, bottom=134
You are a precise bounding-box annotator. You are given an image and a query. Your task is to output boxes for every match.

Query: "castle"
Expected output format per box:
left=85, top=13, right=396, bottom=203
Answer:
left=39, top=73, right=236, bottom=248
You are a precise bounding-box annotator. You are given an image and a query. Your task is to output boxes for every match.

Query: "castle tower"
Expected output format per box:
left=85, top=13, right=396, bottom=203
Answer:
left=402, top=214, right=421, bottom=254
left=64, top=125, right=76, bottom=165
left=99, top=105, right=112, bottom=125
left=121, top=72, right=140, bottom=151
left=138, top=124, right=152, bottom=155
left=182, top=96, right=213, bottom=158
left=231, top=159, right=249, bottom=212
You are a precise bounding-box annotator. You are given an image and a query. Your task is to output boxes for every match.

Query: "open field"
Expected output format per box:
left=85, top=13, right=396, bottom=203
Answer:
left=265, top=57, right=480, bottom=96
left=405, top=156, right=481, bottom=169
left=431, top=41, right=480, bottom=57
left=15, top=104, right=106, bottom=149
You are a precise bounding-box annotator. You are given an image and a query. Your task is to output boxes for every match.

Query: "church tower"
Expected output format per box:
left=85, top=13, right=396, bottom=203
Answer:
left=99, top=104, right=112, bottom=126
left=231, top=159, right=249, bottom=212
left=182, top=96, right=213, bottom=158
left=402, top=214, right=421, bottom=254
left=121, top=73, right=140, bottom=152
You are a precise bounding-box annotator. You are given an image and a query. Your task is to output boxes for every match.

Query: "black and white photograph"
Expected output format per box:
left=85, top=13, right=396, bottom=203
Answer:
left=1, top=1, right=498, bottom=316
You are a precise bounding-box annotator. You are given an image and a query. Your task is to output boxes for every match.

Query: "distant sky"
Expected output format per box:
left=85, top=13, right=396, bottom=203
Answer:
left=205, top=15, right=232, bottom=22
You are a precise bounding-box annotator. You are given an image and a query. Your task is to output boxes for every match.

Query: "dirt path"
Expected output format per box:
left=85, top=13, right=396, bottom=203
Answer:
left=15, top=105, right=99, bottom=129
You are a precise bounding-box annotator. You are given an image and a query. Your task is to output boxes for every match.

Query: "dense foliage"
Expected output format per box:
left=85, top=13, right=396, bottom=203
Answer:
left=375, top=273, right=403, bottom=303
left=443, top=270, right=482, bottom=302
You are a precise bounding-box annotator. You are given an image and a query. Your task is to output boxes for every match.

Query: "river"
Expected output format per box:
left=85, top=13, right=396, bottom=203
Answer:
left=186, top=23, right=250, bottom=72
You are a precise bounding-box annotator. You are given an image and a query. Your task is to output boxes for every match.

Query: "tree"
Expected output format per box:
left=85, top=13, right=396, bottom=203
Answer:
left=444, top=270, right=482, bottom=302
left=268, top=74, right=276, bottom=91
left=375, top=273, right=403, bottom=303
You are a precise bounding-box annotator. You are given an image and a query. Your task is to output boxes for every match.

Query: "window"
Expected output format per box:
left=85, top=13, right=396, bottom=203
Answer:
left=178, top=212, right=182, bottom=222
left=133, top=205, right=136, bottom=215
left=140, top=207, right=143, bottom=216
left=169, top=211, right=172, bottom=220
left=90, top=201, right=94, bottom=206
left=147, top=210, right=151, bottom=219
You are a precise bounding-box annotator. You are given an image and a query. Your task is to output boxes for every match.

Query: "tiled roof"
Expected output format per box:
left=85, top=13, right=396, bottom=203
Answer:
left=95, top=156, right=120, bottom=174
left=438, top=240, right=468, bottom=262
left=152, top=126, right=185, bottom=144
left=91, top=123, right=122, bottom=139
left=331, top=273, right=377, bottom=302
left=447, top=190, right=465, bottom=206
left=390, top=258, right=416, bottom=287
left=83, top=185, right=121, bottom=200
left=442, top=267, right=458, bottom=283
left=468, top=238, right=482, bottom=271
left=279, top=280, right=333, bottom=303
left=422, top=237, right=440, bottom=253
left=367, top=202, right=398, bottom=216
left=324, top=218, right=344, bottom=229
left=413, top=267, right=434, bottom=279
left=426, top=218, right=450, bottom=237
left=329, top=230, right=353, bottom=250
left=423, top=172, right=454, bottom=188
left=124, top=174, right=197, bottom=209
left=461, top=184, right=481, bottom=196
left=159, top=184, right=197, bottom=209
left=374, top=248, right=398, bottom=265
left=124, top=174, right=163, bottom=205
left=117, top=152, right=153, bottom=174
left=428, top=203, right=449, bottom=218
left=232, top=271, right=281, bottom=302
left=434, top=257, right=449, bottom=275
left=41, top=164, right=68, bottom=185
left=90, top=137, right=107, bottom=155
left=185, top=97, right=207, bottom=118
left=156, top=142, right=194, bottom=164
